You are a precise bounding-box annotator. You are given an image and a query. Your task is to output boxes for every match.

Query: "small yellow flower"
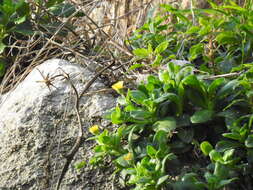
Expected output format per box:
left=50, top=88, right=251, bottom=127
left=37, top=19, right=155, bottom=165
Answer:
left=123, top=152, right=133, bottom=161
left=112, top=81, right=124, bottom=93
left=89, top=125, right=100, bottom=135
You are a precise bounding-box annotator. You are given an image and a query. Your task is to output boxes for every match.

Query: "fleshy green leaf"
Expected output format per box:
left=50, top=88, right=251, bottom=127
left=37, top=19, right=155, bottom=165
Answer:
left=245, top=134, right=253, bottom=148
left=216, top=140, right=241, bottom=152
left=156, top=175, right=169, bottom=187
left=0, top=42, right=6, bottom=54
left=154, top=40, right=169, bottom=54
left=74, top=161, right=87, bottom=169
left=130, top=110, right=152, bottom=120
left=222, top=133, right=241, bottom=141
left=209, top=150, right=223, bottom=162
left=217, top=80, right=239, bottom=99
left=214, top=162, right=228, bottom=179
left=152, top=54, right=163, bottom=66
left=130, top=90, right=148, bottom=105
left=208, top=78, right=226, bottom=97
left=153, top=117, right=176, bottom=133
left=200, top=141, right=213, bottom=156
left=216, top=31, right=238, bottom=45
left=191, top=110, right=213, bottom=124
left=133, top=48, right=151, bottom=59
left=217, top=178, right=238, bottom=188
left=189, top=43, right=203, bottom=61
left=223, top=149, right=234, bottom=162
left=146, top=145, right=157, bottom=158
left=129, top=63, right=144, bottom=70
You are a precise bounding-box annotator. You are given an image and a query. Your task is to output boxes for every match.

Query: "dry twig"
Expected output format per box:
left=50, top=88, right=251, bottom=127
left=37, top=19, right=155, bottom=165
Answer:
left=55, top=60, right=115, bottom=190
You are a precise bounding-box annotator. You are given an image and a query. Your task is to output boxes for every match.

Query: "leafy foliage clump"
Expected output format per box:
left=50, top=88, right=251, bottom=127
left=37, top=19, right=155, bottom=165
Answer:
left=129, top=0, right=253, bottom=74
left=89, top=62, right=253, bottom=190
left=88, top=1, right=253, bottom=190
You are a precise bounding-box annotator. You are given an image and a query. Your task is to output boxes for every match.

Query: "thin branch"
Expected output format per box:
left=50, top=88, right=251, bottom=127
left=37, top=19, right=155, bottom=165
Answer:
left=202, top=71, right=243, bottom=80
left=55, top=61, right=115, bottom=190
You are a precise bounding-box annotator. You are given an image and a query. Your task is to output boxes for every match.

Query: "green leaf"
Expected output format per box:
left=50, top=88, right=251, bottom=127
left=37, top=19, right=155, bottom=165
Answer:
left=214, top=162, right=228, bottom=179
left=200, top=141, right=213, bottom=156
left=222, top=133, right=241, bottom=141
left=161, top=153, right=176, bottom=172
left=209, top=150, right=223, bottom=162
left=158, top=70, right=170, bottom=83
left=223, top=149, right=234, bottom=162
left=183, top=75, right=207, bottom=108
left=153, top=130, right=168, bottom=146
left=14, top=15, right=26, bottom=24
left=130, top=110, right=152, bottom=120
left=130, top=90, right=148, bottom=105
left=216, top=31, right=238, bottom=45
left=175, top=66, right=194, bottom=84
left=153, top=117, right=176, bottom=133
left=154, top=40, right=169, bottom=54
left=222, top=4, right=246, bottom=12
left=129, top=63, right=144, bottom=70
left=133, top=48, right=151, bottom=59
left=156, top=175, right=169, bottom=187
left=217, top=178, right=237, bottom=189
left=191, top=110, right=213, bottom=124
left=115, top=155, right=130, bottom=167
left=117, top=96, right=127, bottom=105
left=152, top=54, right=163, bottom=66
left=16, top=1, right=30, bottom=17
left=186, top=26, right=200, bottom=34
left=111, top=106, right=123, bottom=124
left=153, top=93, right=179, bottom=104
left=181, top=173, right=198, bottom=182
left=146, top=145, right=157, bottom=158
left=183, top=75, right=206, bottom=93
left=216, top=140, right=241, bottom=152
left=189, top=43, right=203, bottom=61
left=208, top=78, right=226, bottom=97
left=0, top=42, right=6, bottom=54
left=198, top=25, right=211, bottom=36
left=74, top=161, right=86, bottom=169
left=12, top=21, right=34, bottom=36
left=204, top=172, right=217, bottom=184
left=245, top=134, right=253, bottom=148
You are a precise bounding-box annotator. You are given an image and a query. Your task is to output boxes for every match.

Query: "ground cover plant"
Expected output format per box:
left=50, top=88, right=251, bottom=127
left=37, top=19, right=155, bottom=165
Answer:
left=89, top=1, right=253, bottom=189
left=0, top=0, right=252, bottom=189
left=129, top=0, right=253, bottom=73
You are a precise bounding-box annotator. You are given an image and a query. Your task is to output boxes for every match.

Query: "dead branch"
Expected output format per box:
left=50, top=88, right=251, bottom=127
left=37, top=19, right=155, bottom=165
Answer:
left=55, top=60, right=115, bottom=190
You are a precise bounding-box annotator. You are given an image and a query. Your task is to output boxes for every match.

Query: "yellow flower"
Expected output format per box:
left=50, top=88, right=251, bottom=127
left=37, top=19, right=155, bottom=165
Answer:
left=123, top=152, right=133, bottom=161
left=112, top=81, right=124, bottom=93
left=89, top=125, right=100, bottom=135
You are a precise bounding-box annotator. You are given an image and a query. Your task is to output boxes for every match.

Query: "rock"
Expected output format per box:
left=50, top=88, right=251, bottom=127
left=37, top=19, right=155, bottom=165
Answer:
left=0, top=59, right=116, bottom=190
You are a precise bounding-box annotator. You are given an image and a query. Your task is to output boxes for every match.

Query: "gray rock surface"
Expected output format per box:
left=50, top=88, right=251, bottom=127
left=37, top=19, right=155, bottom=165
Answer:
left=0, top=59, right=116, bottom=190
